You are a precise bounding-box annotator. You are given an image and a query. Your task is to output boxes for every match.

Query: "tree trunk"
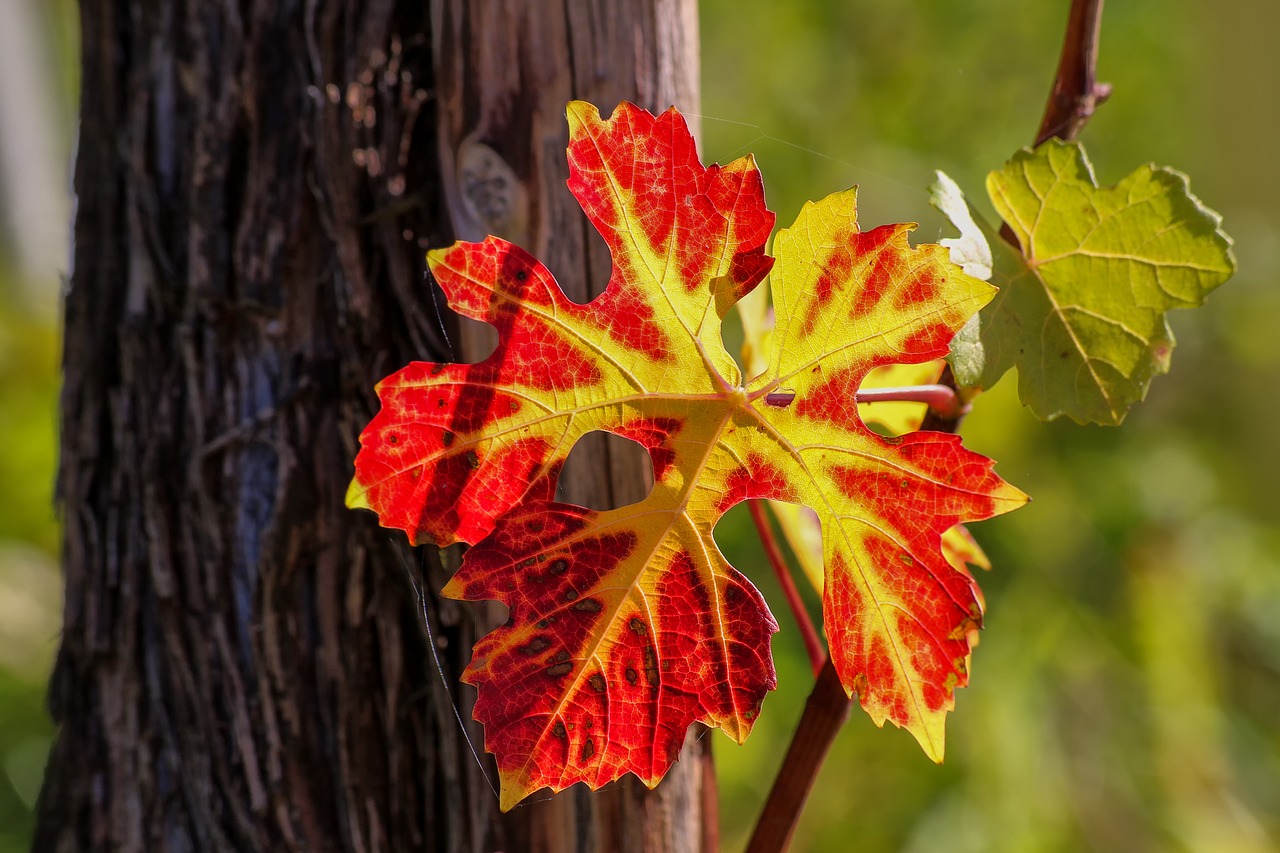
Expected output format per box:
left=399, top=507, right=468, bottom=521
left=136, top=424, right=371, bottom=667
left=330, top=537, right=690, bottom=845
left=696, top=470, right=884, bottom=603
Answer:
left=38, top=2, right=707, bottom=851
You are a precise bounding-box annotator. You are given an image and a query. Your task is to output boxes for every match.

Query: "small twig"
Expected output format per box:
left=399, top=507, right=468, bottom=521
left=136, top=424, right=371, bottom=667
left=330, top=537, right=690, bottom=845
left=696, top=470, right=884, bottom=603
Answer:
left=767, top=383, right=969, bottom=421
left=919, top=364, right=966, bottom=433
left=1035, top=0, right=1110, bottom=146
left=855, top=383, right=969, bottom=420
left=747, top=500, right=825, bottom=676
left=744, top=659, right=851, bottom=853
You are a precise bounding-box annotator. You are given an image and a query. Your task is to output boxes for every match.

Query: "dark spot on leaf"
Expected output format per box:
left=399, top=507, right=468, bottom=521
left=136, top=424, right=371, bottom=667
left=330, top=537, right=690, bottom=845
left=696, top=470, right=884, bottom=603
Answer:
left=564, top=588, right=579, bottom=602
left=465, top=450, right=480, bottom=469
left=629, top=617, right=646, bottom=635
left=552, top=721, right=566, bottom=739
left=387, top=434, right=398, bottom=445
left=572, top=598, right=602, bottom=613
left=550, top=558, right=568, bottom=575
left=520, top=636, right=551, bottom=655
left=625, top=667, right=638, bottom=685
left=898, top=553, right=912, bottom=566
left=515, top=268, right=528, bottom=283
left=552, top=649, right=570, bottom=664
left=589, top=674, right=606, bottom=693
left=430, top=363, right=446, bottom=375
left=643, top=646, right=660, bottom=687
left=581, top=738, right=595, bottom=760
left=441, top=431, right=455, bottom=448
left=546, top=662, right=572, bottom=678
left=536, top=619, right=549, bottom=629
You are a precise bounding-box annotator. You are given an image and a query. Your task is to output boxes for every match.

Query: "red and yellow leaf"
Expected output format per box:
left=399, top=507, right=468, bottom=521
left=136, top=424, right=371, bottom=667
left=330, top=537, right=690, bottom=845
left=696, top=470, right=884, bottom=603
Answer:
left=349, top=101, right=1026, bottom=809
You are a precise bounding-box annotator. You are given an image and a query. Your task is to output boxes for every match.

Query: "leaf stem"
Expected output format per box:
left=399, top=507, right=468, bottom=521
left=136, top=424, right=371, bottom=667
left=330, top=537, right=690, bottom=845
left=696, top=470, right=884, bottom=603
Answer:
left=747, top=500, right=825, bottom=677
left=854, top=383, right=968, bottom=420
left=744, top=659, right=851, bottom=853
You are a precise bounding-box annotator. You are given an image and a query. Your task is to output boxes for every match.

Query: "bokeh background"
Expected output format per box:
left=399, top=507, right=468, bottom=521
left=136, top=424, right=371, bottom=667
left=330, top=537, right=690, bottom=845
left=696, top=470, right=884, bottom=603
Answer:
left=701, top=1, right=1280, bottom=851
left=0, top=0, right=77, bottom=849
left=1, top=1, right=1275, bottom=850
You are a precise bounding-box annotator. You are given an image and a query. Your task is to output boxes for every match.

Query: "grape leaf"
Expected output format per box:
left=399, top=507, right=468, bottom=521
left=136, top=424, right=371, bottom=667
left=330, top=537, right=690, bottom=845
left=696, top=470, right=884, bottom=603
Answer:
left=739, top=268, right=952, bottom=439
left=738, top=209, right=991, bottom=598
left=945, top=140, right=1235, bottom=425
left=348, top=101, right=1026, bottom=810
left=747, top=359, right=994, bottom=597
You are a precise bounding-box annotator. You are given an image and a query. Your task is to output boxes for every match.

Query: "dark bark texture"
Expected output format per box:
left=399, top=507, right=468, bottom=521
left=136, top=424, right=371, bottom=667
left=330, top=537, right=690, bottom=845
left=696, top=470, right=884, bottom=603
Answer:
left=39, top=1, right=704, bottom=851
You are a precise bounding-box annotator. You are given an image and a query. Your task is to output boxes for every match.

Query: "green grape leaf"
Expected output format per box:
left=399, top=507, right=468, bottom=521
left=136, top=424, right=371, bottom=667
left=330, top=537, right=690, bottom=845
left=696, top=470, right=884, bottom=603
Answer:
left=946, top=140, right=1235, bottom=425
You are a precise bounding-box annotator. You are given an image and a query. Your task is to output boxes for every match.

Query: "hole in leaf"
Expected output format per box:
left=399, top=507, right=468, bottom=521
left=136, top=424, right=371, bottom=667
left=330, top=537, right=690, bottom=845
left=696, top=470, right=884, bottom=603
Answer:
left=712, top=500, right=823, bottom=652
left=452, top=315, right=496, bottom=360
left=557, top=431, right=653, bottom=510
left=721, top=304, right=746, bottom=370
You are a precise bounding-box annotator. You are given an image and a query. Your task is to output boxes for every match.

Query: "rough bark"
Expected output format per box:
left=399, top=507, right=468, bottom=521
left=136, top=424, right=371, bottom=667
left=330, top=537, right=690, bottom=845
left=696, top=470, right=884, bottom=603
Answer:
left=39, top=1, right=705, bottom=851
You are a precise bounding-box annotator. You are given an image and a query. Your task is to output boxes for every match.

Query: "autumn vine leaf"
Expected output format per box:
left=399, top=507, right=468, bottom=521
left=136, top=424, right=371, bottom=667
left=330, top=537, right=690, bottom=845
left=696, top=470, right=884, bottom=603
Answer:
left=347, top=101, right=1026, bottom=810
left=946, top=140, right=1236, bottom=425
left=737, top=194, right=994, bottom=598
left=738, top=282, right=991, bottom=594
left=747, top=361, right=997, bottom=598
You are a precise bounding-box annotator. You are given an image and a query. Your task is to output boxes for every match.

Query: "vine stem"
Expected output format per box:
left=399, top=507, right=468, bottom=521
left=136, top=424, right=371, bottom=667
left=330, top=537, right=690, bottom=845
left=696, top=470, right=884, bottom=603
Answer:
left=768, top=383, right=967, bottom=420
left=854, top=384, right=968, bottom=419
left=745, top=2, right=1109, bottom=849
left=747, top=500, right=825, bottom=676
left=744, top=659, right=849, bottom=853
left=1035, top=0, right=1110, bottom=145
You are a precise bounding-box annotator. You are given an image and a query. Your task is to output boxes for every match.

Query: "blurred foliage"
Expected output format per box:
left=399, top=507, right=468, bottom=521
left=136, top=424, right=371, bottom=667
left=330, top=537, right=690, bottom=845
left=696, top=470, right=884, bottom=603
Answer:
left=0, top=261, right=62, bottom=849
left=4, top=0, right=1278, bottom=851
left=703, top=0, right=1280, bottom=850
left=0, top=0, right=75, bottom=849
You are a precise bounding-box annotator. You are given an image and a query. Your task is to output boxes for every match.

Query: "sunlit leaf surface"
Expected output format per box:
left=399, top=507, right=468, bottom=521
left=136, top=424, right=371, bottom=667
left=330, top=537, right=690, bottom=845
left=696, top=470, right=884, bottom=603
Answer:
left=349, top=102, right=1025, bottom=809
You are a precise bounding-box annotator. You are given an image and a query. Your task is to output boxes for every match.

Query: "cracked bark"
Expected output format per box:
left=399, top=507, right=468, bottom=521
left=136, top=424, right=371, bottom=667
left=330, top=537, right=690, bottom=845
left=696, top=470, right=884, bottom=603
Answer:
left=38, top=2, right=707, bottom=851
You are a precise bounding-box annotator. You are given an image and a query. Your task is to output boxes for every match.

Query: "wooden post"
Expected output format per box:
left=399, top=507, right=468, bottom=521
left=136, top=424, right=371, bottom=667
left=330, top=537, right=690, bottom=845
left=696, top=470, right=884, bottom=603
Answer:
left=39, top=2, right=708, bottom=851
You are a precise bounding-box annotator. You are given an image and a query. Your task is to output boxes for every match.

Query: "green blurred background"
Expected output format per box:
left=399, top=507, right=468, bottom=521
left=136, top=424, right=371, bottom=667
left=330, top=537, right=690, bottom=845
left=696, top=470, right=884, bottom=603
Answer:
left=0, top=0, right=77, bottom=849
left=1, top=1, right=1275, bottom=850
left=701, top=1, right=1280, bottom=851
